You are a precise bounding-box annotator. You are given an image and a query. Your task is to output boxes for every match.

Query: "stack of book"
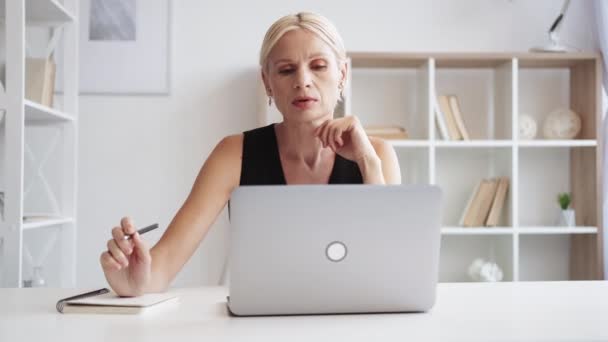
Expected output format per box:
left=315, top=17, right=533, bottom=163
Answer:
left=460, top=177, right=510, bottom=227
left=435, top=94, right=470, bottom=140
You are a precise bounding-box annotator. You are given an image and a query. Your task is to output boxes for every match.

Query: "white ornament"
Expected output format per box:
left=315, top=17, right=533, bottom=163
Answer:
left=542, top=108, right=582, bottom=139
left=468, top=258, right=504, bottom=282
left=519, top=114, right=537, bottom=140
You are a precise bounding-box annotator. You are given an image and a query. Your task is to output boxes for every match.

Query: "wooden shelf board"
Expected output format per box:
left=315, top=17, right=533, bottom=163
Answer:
left=25, top=100, right=75, bottom=124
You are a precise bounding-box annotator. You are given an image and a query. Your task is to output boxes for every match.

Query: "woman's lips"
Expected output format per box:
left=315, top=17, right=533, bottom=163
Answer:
left=292, top=98, right=317, bottom=109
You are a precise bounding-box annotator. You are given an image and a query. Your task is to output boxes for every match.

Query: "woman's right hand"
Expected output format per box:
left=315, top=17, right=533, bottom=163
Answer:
left=100, top=217, right=152, bottom=296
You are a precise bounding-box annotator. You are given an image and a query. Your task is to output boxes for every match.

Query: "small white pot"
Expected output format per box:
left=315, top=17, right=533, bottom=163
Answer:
left=558, top=209, right=576, bottom=227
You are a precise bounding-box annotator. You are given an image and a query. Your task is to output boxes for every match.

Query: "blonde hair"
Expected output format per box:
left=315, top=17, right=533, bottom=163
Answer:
left=259, top=12, right=346, bottom=70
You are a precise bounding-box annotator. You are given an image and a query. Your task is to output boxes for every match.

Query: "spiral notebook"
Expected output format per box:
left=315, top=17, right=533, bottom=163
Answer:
left=56, top=288, right=179, bottom=314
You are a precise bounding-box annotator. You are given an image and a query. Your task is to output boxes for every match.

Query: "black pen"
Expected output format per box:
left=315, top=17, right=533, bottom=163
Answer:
left=123, top=223, right=159, bottom=240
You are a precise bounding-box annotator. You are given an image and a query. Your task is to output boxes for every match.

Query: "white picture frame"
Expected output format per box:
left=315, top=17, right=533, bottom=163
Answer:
left=57, top=0, right=171, bottom=95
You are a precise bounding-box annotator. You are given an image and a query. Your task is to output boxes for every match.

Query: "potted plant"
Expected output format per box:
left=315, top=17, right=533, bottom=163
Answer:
left=557, top=192, right=575, bottom=227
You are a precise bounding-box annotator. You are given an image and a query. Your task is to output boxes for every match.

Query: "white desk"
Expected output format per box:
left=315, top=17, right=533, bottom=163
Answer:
left=1, top=281, right=607, bottom=341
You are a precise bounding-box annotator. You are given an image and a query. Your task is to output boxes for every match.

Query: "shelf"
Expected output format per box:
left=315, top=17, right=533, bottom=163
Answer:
left=517, top=140, right=597, bottom=147
left=442, top=227, right=514, bottom=235
left=517, top=226, right=598, bottom=235
left=389, top=140, right=430, bottom=147
left=435, top=140, right=513, bottom=148
left=0, top=0, right=75, bottom=25
left=441, top=226, right=597, bottom=235
left=25, top=100, right=75, bottom=124
left=22, top=216, right=73, bottom=230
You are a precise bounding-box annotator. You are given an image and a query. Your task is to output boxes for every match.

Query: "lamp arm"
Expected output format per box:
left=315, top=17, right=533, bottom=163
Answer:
left=549, top=0, right=571, bottom=34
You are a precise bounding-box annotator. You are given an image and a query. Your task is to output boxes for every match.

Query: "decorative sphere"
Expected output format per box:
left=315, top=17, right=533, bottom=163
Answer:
left=542, top=108, right=582, bottom=139
left=519, top=114, right=537, bottom=140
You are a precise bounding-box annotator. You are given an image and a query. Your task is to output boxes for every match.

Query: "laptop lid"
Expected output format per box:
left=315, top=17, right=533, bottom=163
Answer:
left=227, top=184, right=442, bottom=316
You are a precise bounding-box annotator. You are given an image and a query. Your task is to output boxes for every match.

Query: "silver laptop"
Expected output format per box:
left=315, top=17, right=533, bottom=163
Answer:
left=227, top=184, right=442, bottom=316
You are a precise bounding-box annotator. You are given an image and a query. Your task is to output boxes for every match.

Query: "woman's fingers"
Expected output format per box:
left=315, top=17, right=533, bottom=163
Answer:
left=132, top=232, right=152, bottom=264
left=121, top=217, right=136, bottom=235
left=100, top=251, right=122, bottom=271
left=334, top=126, right=344, bottom=147
left=112, top=226, right=133, bottom=256
left=107, top=239, right=129, bottom=267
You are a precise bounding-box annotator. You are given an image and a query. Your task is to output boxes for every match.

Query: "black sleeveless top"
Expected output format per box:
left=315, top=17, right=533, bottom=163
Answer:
left=239, top=124, right=363, bottom=185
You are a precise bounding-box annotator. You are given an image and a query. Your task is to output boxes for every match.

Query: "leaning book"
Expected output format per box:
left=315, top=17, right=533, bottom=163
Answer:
left=56, top=288, right=179, bottom=314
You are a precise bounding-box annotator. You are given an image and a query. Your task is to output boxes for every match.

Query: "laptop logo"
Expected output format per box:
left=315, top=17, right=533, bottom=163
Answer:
left=326, top=241, right=347, bottom=262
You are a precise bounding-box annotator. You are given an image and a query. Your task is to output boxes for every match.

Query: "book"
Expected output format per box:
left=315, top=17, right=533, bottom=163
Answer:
left=364, top=125, right=408, bottom=139
left=448, top=95, right=471, bottom=140
left=462, top=180, right=485, bottom=227
left=460, top=180, right=482, bottom=226
left=433, top=95, right=450, bottom=140
left=473, top=178, right=499, bottom=227
left=56, top=288, right=179, bottom=314
left=437, top=95, right=462, bottom=140
left=486, top=177, right=510, bottom=227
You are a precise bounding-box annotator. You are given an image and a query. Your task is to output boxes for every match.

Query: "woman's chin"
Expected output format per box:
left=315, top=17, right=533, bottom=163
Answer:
left=283, top=110, right=331, bottom=124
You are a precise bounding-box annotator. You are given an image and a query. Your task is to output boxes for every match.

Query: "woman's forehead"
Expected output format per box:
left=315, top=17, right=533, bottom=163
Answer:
left=269, top=29, right=334, bottom=63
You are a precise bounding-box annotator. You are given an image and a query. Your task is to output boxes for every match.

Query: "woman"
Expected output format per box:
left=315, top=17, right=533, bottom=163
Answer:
left=100, top=12, right=401, bottom=296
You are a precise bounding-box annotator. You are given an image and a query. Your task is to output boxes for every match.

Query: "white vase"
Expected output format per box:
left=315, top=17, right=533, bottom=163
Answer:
left=558, top=209, right=576, bottom=227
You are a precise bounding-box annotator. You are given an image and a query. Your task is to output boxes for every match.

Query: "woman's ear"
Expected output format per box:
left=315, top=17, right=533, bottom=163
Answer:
left=261, top=70, right=271, bottom=96
left=339, top=60, right=348, bottom=88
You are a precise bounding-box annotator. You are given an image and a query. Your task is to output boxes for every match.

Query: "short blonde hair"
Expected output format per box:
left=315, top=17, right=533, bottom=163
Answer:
left=259, top=12, right=346, bottom=70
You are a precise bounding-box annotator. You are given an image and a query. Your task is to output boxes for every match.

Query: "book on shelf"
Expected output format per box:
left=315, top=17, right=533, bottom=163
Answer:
left=448, top=95, right=470, bottom=140
left=436, top=94, right=471, bottom=141
left=433, top=95, right=450, bottom=140
left=56, top=288, right=179, bottom=314
left=461, top=177, right=508, bottom=227
left=486, top=177, right=510, bottom=227
left=364, top=125, right=408, bottom=140
left=437, top=95, right=462, bottom=140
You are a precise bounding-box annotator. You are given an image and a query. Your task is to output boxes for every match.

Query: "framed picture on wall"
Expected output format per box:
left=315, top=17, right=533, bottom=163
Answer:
left=58, top=0, right=171, bottom=95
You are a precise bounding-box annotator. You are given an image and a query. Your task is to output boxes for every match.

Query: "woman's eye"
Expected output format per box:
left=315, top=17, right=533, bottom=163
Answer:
left=278, top=69, right=294, bottom=75
left=313, top=65, right=327, bottom=70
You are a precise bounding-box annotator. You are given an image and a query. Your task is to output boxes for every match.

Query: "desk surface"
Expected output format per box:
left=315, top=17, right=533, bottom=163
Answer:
left=1, top=281, right=607, bottom=341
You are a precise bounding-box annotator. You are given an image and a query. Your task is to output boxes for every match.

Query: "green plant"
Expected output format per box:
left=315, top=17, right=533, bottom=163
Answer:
left=557, top=192, right=571, bottom=210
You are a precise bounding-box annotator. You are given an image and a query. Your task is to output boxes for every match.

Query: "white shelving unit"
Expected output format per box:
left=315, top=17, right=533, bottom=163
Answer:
left=258, top=52, right=604, bottom=282
left=0, top=0, right=78, bottom=287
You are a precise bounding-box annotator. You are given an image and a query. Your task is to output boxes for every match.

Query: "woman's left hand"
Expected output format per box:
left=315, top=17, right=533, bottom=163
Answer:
left=314, top=116, right=377, bottom=164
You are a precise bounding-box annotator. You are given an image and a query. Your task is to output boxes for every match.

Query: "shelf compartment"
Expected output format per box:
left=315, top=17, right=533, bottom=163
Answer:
left=518, top=147, right=597, bottom=227
left=439, top=235, right=513, bottom=282
left=0, top=0, right=74, bottom=26
left=519, top=235, right=572, bottom=281
left=434, top=58, right=513, bottom=140
left=436, top=148, right=512, bottom=227
left=394, top=147, right=429, bottom=185
left=25, top=100, right=74, bottom=124
left=0, top=0, right=75, bottom=25
left=518, top=58, right=599, bottom=140
left=350, top=61, right=430, bottom=140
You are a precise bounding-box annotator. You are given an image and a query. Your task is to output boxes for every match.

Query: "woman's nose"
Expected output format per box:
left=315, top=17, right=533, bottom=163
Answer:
left=293, top=68, right=312, bottom=89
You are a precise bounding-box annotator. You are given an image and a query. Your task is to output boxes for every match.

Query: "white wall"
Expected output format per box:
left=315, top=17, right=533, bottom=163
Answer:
left=74, top=0, right=596, bottom=288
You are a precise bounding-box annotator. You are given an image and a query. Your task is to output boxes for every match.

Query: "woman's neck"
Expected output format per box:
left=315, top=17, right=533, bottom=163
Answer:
left=274, top=119, right=332, bottom=169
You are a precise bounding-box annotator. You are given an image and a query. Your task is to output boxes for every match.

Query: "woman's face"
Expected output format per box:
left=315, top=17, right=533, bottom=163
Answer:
left=263, top=29, right=346, bottom=125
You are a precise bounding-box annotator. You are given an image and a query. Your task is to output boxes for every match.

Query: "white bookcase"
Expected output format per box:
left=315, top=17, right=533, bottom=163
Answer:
left=258, top=52, right=604, bottom=282
left=0, top=0, right=78, bottom=287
